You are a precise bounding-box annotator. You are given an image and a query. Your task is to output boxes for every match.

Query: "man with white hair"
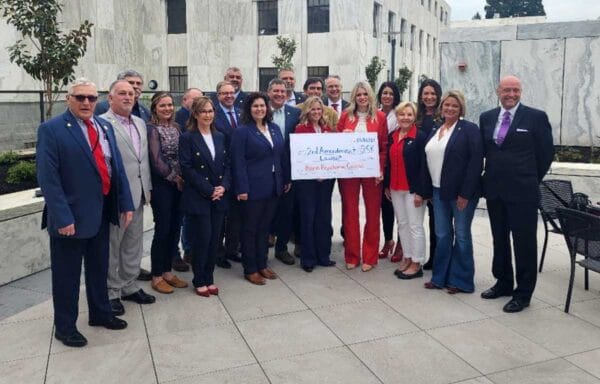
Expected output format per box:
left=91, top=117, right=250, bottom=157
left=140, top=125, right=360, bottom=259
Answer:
left=37, top=78, right=134, bottom=347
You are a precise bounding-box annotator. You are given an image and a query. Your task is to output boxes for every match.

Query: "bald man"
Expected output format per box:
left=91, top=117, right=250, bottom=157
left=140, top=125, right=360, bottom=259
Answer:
left=479, top=75, right=554, bottom=313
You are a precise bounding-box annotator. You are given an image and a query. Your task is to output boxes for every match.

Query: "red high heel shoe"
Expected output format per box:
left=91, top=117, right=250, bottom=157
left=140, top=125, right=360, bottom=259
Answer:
left=378, top=240, right=395, bottom=259
left=390, top=242, right=404, bottom=263
left=207, top=285, right=219, bottom=295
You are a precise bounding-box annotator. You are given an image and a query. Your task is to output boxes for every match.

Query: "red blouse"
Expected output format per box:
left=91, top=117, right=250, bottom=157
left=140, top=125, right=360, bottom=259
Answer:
left=294, top=122, right=333, bottom=134
left=389, top=125, right=418, bottom=191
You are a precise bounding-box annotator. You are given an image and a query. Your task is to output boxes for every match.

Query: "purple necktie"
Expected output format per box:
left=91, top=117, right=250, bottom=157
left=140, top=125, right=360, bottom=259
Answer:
left=496, top=111, right=511, bottom=146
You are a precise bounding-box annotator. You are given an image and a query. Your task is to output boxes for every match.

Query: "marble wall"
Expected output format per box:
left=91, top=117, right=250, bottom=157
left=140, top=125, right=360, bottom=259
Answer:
left=440, top=20, right=600, bottom=147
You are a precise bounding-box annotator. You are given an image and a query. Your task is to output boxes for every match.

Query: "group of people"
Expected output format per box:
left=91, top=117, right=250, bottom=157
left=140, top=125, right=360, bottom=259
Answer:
left=36, top=65, right=554, bottom=348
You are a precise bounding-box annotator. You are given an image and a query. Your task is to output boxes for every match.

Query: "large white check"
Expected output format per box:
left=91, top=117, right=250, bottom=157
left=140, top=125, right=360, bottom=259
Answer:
left=290, top=132, right=380, bottom=180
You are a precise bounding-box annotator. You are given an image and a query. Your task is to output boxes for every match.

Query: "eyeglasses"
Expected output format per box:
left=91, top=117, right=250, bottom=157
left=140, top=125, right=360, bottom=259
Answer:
left=219, top=92, right=235, bottom=96
left=198, top=109, right=214, bottom=114
left=70, top=94, right=98, bottom=102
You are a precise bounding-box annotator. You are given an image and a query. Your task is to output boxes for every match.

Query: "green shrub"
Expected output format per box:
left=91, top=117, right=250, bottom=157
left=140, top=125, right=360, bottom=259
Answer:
left=0, top=151, right=19, bottom=165
left=6, top=161, right=36, bottom=184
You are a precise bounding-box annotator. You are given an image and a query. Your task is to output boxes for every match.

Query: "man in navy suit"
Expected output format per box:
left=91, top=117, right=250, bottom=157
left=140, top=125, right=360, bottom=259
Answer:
left=175, top=87, right=203, bottom=132
left=324, top=75, right=349, bottom=118
left=267, top=78, right=301, bottom=265
left=95, top=69, right=151, bottom=122
left=279, top=68, right=306, bottom=106
left=224, top=67, right=247, bottom=109
left=479, top=75, right=554, bottom=313
left=37, top=78, right=134, bottom=347
left=214, top=80, right=242, bottom=268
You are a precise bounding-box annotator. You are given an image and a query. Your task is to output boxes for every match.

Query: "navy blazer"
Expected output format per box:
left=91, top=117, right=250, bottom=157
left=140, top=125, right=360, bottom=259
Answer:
left=275, top=104, right=301, bottom=145
left=179, top=130, right=231, bottom=215
left=230, top=122, right=289, bottom=200
left=214, top=104, right=241, bottom=148
left=36, top=110, right=134, bottom=238
left=384, top=127, right=427, bottom=196
left=422, top=119, right=483, bottom=201
left=234, top=91, right=248, bottom=109
left=479, top=104, right=554, bottom=203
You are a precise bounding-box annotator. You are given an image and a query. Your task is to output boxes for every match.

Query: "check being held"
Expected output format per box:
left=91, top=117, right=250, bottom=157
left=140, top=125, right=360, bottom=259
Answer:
left=290, top=132, right=380, bottom=180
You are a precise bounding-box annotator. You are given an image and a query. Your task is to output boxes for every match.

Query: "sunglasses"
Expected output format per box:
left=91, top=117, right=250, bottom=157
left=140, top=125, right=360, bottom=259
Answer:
left=70, top=94, right=98, bottom=102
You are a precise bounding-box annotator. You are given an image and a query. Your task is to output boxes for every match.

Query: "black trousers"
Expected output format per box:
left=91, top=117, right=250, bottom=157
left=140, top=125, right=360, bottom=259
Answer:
left=189, top=209, right=225, bottom=287
left=487, top=198, right=538, bottom=301
left=240, top=196, right=278, bottom=275
left=271, top=188, right=295, bottom=253
left=427, top=201, right=437, bottom=261
left=150, top=181, right=182, bottom=276
left=223, top=196, right=243, bottom=256
left=381, top=188, right=395, bottom=242
left=50, top=202, right=112, bottom=335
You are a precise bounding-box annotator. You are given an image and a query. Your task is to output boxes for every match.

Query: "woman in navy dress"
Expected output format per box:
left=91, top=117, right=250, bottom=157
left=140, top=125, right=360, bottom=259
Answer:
left=230, top=93, right=291, bottom=285
left=179, top=96, right=230, bottom=297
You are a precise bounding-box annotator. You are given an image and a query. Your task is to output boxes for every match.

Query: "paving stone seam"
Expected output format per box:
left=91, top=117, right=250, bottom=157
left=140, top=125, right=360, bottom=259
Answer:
left=158, top=362, right=261, bottom=384
left=140, top=305, right=161, bottom=384
left=215, top=295, right=273, bottom=384
left=478, top=356, right=579, bottom=378
left=42, top=324, right=53, bottom=384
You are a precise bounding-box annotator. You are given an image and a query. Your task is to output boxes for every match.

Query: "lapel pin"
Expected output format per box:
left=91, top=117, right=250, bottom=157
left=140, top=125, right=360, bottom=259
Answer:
left=67, top=123, right=72, bottom=127
left=196, top=152, right=200, bottom=156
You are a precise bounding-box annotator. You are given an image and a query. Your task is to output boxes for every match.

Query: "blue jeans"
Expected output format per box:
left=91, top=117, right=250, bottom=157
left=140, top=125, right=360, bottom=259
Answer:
left=431, top=188, right=477, bottom=292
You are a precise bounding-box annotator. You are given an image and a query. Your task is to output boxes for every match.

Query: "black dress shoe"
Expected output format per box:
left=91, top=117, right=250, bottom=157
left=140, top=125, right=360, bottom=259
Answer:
left=172, top=257, right=190, bottom=272
left=503, top=298, right=530, bottom=313
left=122, top=289, right=156, bottom=304
left=275, top=251, right=295, bottom=265
left=302, top=265, right=314, bottom=273
left=55, top=330, right=87, bottom=347
left=89, top=316, right=128, bottom=330
left=396, top=268, right=424, bottom=280
left=422, top=261, right=433, bottom=270
left=137, top=268, right=152, bottom=281
left=109, top=298, right=125, bottom=316
left=226, top=253, right=243, bottom=262
left=481, top=286, right=513, bottom=300
left=216, top=257, right=232, bottom=269
left=317, top=260, right=336, bottom=267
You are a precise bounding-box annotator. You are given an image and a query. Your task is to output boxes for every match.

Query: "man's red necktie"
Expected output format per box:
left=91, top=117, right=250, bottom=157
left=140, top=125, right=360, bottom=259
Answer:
left=84, top=119, right=111, bottom=195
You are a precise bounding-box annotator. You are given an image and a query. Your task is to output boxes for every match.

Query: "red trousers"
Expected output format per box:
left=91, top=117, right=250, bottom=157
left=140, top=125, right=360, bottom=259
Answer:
left=339, top=177, right=382, bottom=266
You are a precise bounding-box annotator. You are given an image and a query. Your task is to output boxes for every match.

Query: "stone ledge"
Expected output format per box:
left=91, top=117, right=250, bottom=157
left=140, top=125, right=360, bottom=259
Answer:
left=518, top=20, right=600, bottom=40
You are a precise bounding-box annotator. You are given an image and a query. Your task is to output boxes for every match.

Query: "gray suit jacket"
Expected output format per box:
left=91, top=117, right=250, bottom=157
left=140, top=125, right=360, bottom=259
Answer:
left=100, top=110, right=152, bottom=208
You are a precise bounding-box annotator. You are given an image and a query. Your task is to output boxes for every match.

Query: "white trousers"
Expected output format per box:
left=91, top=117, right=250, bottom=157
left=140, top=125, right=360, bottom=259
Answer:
left=390, top=190, right=426, bottom=263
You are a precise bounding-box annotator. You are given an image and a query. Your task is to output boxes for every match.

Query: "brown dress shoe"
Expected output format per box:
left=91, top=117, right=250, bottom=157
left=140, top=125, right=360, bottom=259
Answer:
left=152, top=279, right=174, bottom=294
left=259, top=268, right=277, bottom=280
left=245, top=273, right=266, bottom=285
left=164, top=275, right=188, bottom=288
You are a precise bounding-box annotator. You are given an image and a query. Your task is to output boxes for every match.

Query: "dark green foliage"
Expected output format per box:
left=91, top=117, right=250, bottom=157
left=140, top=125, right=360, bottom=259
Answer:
left=0, top=151, right=19, bottom=166
left=365, top=56, right=386, bottom=91
left=6, top=161, right=36, bottom=184
left=484, top=0, right=546, bottom=19
left=395, top=66, right=413, bottom=96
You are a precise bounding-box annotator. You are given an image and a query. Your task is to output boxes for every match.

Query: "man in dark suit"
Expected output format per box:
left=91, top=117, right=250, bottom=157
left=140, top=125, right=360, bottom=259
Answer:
left=267, top=78, right=301, bottom=265
left=279, top=68, right=306, bottom=106
left=214, top=80, right=242, bottom=268
left=37, top=78, right=134, bottom=347
left=174, top=87, right=203, bottom=272
left=479, top=75, right=554, bottom=313
left=95, top=69, right=151, bottom=122
left=224, top=67, right=247, bottom=109
left=297, top=77, right=339, bottom=129
left=324, top=75, right=349, bottom=118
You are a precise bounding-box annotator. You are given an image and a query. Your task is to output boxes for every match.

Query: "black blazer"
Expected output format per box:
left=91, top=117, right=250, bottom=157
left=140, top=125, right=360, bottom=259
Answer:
left=214, top=105, right=241, bottom=148
left=479, top=104, right=554, bottom=203
left=179, top=130, right=231, bottom=215
left=384, top=127, right=427, bottom=196
left=422, top=119, right=483, bottom=201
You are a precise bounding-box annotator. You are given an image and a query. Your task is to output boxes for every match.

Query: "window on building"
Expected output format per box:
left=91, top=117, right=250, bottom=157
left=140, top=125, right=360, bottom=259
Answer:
left=421, top=0, right=424, bottom=6
left=258, top=67, right=278, bottom=92
left=439, top=7, right=444, bottom=21
left=387, top=11, right=396, bottom=43
left=169, top=66, right=188, bottom=92
left=307, top=0, right=329, bottom=33
left=258, top=0, right=278, bottom=35
left=435, top=1, right=438, bottom=16
left=307, top=66, right=329, bottom=79
left=427, top=34, right=431, bottom=56
left=373, top=2, right=382, bottom=38
left=400, top=18, right=406, bottom=47
left=428, top=0, right=431, bottom=11
left=167, top=0, right=186, bottom=34
left=433, top=37, right=437, bottom=58
left=410, top=24, right=416, bottom=51
left=419, top=30, right=423, bottom=52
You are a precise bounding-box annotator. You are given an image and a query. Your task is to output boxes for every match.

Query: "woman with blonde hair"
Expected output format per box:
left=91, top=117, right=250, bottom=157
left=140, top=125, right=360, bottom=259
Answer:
left=337, top=82, right=388, bottom=271
left=294, top=96, right=336, bottom=272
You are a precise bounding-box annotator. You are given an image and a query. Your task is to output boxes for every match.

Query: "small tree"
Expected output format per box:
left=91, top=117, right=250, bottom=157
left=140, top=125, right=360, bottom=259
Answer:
left=472, top=12, right=482, bottom=20
left=0, top=0, right=93, bottom=119
left=365, top=56, right=386, bottom=90
left=271, top=36, right=297, bottom=70
left=395, top=65, right=413, bottom=97
left=484, top=0, right=546, bottom=19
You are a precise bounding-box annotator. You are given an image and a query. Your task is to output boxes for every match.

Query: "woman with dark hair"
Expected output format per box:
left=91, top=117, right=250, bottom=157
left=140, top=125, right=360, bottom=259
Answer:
left=337, top=82, right=388, bottom=272
left=294, top=96, right=336, bottom=272
left=422, top=90, right=483, bottom=294
left=179, top=96, right=230, bottom=297
left=230, top=92, right=290, bottom=285
left=147, top=91, right=188, bottom=294
left=376, top=82, right=403, bottom=263
left=416, top=79, right=443, bottom=271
